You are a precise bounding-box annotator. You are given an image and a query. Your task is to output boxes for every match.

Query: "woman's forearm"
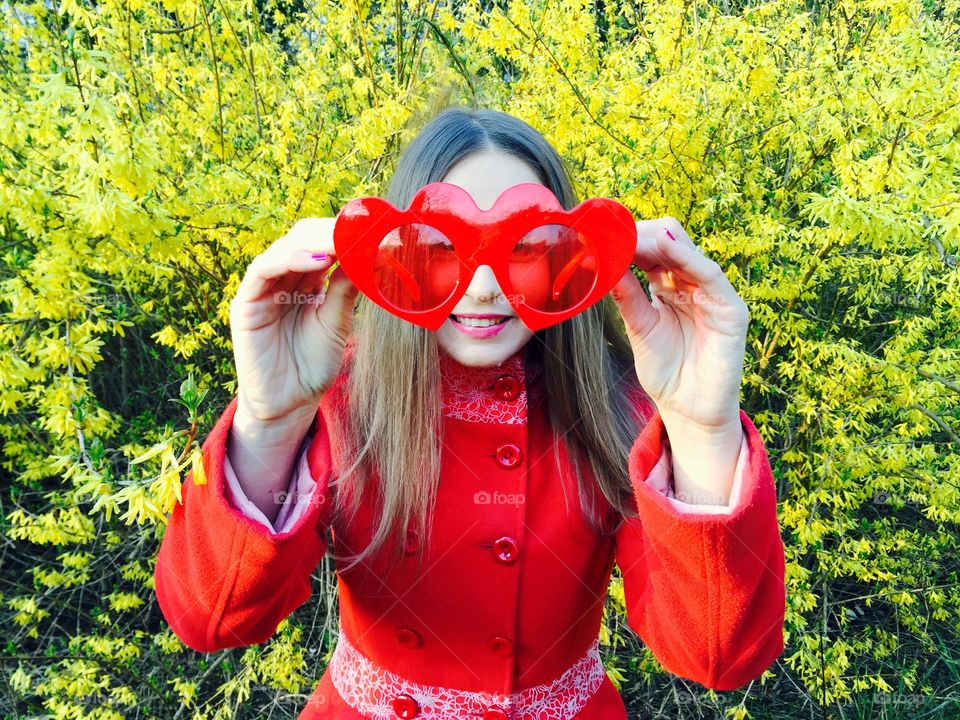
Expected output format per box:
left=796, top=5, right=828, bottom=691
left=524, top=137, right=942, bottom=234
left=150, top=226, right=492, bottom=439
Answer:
left=225, top=404, right=319, bottom=525
left=660, top=412, right=743, bottom=507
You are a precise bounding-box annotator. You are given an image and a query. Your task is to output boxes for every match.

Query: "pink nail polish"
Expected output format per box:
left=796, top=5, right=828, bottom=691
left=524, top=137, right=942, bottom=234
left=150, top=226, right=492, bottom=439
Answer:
left=311, top=252, right=329, bottom=261
left=664, top=229, right=677, bottom=242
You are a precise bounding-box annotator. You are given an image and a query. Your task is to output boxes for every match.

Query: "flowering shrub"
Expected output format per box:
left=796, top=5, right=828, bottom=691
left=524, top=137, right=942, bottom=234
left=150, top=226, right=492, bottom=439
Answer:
left=1, top=0, right=958, bottom=717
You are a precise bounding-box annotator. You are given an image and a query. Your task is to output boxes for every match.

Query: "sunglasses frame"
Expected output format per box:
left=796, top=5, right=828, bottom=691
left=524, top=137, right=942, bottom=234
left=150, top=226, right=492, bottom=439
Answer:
left=331, top=181, right=637, bottom=332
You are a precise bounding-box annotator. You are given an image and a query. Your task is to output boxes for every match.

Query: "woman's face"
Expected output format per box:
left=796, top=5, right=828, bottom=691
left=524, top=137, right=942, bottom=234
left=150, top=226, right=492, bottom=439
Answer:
left=433, top=150, right=540, bottom=368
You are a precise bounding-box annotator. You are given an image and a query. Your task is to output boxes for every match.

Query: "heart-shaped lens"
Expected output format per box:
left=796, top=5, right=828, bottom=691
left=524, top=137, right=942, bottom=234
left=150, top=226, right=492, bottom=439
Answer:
left=373, top=223, right=461, bottom=312
left=507, top=224, right=598, bottom=313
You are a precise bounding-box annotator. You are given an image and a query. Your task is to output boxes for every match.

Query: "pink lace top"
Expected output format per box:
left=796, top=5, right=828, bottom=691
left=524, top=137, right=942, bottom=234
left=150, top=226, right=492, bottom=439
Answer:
left=223, top=347, right=750, bottom=532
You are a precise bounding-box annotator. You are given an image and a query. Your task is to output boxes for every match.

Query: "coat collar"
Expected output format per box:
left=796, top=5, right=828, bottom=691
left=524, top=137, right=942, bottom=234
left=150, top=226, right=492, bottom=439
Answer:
left=438, top=344, right=544, bottom=424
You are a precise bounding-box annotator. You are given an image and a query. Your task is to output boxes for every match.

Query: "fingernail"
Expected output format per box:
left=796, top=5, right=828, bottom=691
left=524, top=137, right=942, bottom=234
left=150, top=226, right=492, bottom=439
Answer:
left=664, top=229, right=677, bottom=242
left=311, top=252, right=329, bottom=261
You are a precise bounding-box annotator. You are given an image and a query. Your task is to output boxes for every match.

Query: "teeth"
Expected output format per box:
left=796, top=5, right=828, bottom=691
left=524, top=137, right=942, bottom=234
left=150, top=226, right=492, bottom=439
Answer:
left=453, top=316, right=508, bottom=327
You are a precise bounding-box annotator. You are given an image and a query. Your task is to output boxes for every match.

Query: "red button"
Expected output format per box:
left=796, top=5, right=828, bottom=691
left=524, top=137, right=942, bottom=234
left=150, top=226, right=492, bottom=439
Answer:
left=492, top=536, right=520, bottom=564
left=495, top=443, right=522, bottom=468
left=484, top=709, right=509, bottom=720
left=396, top=627, right=422, bottom=649
left=488, top=636, right=514, bottom=656
left=404, top=528, right=419, bottom=555
left=493, top=375, right=521, bottom=400
left=392, top=693, right=419, bottom=718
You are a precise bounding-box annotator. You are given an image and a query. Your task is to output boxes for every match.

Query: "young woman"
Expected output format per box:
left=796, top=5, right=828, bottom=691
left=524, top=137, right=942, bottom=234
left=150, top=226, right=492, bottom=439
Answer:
left=154, top=108, right=786, bottom=719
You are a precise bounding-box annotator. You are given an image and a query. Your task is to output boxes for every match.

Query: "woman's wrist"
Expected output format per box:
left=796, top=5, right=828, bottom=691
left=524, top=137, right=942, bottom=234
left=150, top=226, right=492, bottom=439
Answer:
left=227, top=400, right=319, bottom=525
left=658, top=404, right=742, bottom=439
left=659, top=408, right=743, bottom=507
left=232, top=400, right=319, bottom=448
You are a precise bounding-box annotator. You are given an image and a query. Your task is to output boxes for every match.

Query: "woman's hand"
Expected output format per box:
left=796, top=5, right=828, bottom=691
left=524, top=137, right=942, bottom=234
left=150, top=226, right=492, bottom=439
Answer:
left=610, top=218, right=749, bottom=435
left=229, top=218, right=360, bottom=425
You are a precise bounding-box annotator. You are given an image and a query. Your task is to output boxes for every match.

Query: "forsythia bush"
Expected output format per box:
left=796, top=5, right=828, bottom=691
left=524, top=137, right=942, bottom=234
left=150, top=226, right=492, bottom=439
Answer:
left=2, top=0, right=958, bottom=717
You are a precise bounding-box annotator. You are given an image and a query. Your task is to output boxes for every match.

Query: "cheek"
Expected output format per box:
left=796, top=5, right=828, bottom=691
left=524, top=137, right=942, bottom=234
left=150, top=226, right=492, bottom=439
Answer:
left=508, top=259, right=552, bottom=309
left=424, top=260, right=461, bottom=307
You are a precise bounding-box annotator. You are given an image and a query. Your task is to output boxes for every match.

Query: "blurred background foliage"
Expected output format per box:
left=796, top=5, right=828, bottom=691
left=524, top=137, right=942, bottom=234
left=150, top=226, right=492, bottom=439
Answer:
left=1, top=0, right=959, bottom=717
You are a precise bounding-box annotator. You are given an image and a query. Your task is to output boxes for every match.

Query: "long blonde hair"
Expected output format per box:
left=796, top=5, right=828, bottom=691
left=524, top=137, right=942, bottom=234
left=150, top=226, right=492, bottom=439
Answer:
left=327, top=107, right=653, bottom=574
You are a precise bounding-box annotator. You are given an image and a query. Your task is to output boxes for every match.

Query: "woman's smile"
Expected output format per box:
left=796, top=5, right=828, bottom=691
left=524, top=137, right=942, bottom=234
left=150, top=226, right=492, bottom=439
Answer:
left=449, top=313, right=515, bottom=338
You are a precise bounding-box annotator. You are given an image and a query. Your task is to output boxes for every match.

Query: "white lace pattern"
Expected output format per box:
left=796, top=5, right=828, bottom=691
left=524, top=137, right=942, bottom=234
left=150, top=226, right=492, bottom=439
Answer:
left=438, top=348, right=544, bottom=425
left=329, top=628, right=605, bottom=719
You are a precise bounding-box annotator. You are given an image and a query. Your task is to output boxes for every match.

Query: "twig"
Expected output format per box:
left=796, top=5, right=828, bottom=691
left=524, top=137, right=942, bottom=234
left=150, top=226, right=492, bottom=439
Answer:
left=199, top=0, right=226, bottom=161
left=910, top=402, right=960, bottom=445
left=64, top=320, right=99, bottom=477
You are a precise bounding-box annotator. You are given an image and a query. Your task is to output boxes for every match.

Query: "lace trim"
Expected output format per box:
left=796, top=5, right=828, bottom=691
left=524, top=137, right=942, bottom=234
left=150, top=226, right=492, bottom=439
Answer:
left=329, top=629, right=605, bottom=719
left=439, top=350, right=544, bottom=425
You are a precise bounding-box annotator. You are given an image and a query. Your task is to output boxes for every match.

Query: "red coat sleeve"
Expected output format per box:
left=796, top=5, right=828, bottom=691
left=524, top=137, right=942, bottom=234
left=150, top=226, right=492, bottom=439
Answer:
left=153, top=396, right=334, bottom=653
left=614, top=406, right=786, bottom=690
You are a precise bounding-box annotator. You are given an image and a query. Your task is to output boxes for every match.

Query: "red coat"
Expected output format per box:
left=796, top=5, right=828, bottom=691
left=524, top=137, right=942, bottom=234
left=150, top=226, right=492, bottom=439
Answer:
left=154, top=338, right=786, bottom=719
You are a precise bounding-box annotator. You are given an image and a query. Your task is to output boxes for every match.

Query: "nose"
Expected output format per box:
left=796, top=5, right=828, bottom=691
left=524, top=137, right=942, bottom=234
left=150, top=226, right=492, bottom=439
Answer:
left=465, top=265, right=506, bottom=306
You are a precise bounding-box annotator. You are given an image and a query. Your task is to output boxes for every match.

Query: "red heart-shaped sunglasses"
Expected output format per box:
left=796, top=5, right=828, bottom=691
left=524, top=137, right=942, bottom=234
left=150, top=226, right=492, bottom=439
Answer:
left=331, top=181, right=637, bottom=331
